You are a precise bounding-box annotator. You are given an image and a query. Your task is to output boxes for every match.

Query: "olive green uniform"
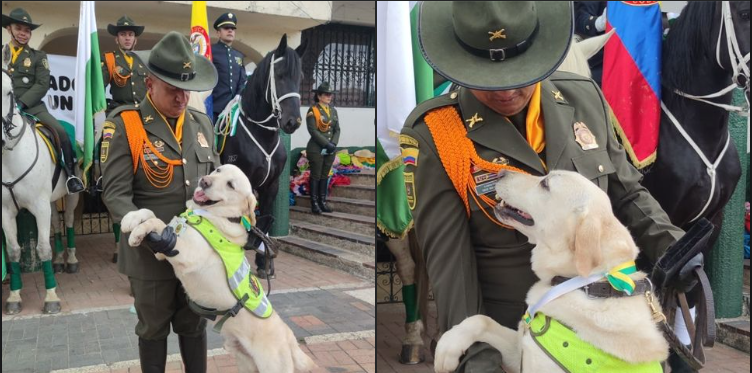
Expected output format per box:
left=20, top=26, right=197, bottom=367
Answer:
left=7, top=45, right=75, bottom=165
left=401, top=71, right=683, bottom=369
left=101, top=98, right=220, bottom=340
left=306, top=103, right=341, bottom=179
left=101, top=49, right=148, bottom=114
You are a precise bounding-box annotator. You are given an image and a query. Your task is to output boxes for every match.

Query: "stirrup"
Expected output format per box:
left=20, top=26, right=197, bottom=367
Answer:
left=66, top=175, right=85, bottom=194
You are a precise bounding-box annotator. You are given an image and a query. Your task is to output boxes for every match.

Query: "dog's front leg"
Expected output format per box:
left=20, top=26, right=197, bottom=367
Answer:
left=434, top=315, right=520, bottom=373
left=126, top=218, right=167, bottom=247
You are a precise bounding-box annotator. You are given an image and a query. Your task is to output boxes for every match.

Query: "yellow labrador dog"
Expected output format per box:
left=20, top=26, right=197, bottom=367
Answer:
left=121, top=164, right=316, bottom=373
left=435, top=170, right=668, bottom=373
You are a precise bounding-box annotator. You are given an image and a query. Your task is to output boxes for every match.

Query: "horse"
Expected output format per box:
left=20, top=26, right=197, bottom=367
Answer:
left=2, top=45, right=80, bottom=315
left=557, top=29, right=615, bottom=79
left=213, top=35, right=306, bottom=278
left=641, top=1, right=749, bottom=235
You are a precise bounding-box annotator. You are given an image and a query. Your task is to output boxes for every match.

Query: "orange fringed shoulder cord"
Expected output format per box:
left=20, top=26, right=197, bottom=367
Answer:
left=312, top=106, right=332, bottom=132
left=121, top=111, right=182, bottom=188
left=423, top=106, right=529, bottom=228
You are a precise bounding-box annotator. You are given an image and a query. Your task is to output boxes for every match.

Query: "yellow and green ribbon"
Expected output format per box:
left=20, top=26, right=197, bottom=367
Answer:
left=606, top=261, right=637, bottom=295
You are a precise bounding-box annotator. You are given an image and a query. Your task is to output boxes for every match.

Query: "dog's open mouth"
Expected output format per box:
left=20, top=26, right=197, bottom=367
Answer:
left=494, top=200, right=534, bottom=226
left=192, top=190, right=219, bottom=206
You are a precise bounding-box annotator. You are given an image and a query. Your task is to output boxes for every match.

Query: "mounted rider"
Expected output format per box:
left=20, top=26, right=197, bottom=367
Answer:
left=3, top=8, right=84, bottom=194
left=102, top=15, right=148, bottom=115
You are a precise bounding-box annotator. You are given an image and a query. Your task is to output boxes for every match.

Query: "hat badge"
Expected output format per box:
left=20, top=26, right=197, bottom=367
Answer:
left=22, top=16, right=28, bottom=21
left=124, top=22, right=130, bottom=25
left=183, top=61, right=192, bottom=69
left=488, top=29, right=506, bottom=41
left=228, top=13, right=234, bottom=18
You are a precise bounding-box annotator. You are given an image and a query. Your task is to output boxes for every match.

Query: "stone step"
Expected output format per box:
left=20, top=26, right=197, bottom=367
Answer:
left=290, top=221, right=374, bottom=257
left=290, top=207, right=374, bottom=236
left=331, top=184, right=375, bottom=201
left=346, top=170, right=375, bottom=186
left=277, top=235, right=374, bottom=281
left=295, top=196, right=375, bottom=217
left=716, top=317, right=750, bottom=353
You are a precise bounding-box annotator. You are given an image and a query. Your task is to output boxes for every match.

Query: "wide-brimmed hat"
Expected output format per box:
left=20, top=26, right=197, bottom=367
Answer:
left=418, top=1, right=573, bottom=90
left=312, top=82, right=334, bottom=94
left=134, top=31, right=218, bottom=91
left=2, top=8, right=41, bottom=30
left=214, top=12, right=238, bottom=30
left=108, top=15, right=144, bottom=37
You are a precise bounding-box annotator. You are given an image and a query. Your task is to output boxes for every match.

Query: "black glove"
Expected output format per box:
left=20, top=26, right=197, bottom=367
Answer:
left=325, top=142, right=336, bottom=154
left=669, top=253, right=703, bottom=292
left=142, top=226, right=179, bottom=257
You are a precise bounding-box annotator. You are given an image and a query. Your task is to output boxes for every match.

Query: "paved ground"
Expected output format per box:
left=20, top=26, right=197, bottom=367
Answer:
left=2, top=233, right=375, bottom=372
left=376, top=302, right=751, bottom=373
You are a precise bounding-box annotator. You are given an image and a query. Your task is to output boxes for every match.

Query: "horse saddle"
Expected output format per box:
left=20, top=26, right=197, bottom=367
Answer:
left=34, top=122, right=62, bottom=165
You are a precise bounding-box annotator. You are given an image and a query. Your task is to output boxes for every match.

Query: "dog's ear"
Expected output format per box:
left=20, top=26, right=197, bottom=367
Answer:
left=573, top=211, right=603, bottom=277
left=245, top=193, right=257, bottom=226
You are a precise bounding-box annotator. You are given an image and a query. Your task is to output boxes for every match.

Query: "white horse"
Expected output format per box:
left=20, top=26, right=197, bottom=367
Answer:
left=557, top=29, right=615, bottom=78
left=2, top=45, right=79, bottom=314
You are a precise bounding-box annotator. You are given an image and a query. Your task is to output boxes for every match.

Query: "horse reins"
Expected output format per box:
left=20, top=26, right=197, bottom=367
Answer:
left=661, top=1, right=750, bottom=223
left=2, top=69, right=41, bottom=211
left=236, top=53, right=300, bottom=187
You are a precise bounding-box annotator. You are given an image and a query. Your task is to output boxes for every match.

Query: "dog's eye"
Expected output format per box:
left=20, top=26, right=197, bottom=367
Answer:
left=227, top=181, right=234, bottom=190
left=540, top=177, right=549, bottom=191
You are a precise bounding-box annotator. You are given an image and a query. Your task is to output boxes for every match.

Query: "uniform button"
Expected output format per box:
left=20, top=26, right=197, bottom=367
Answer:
left=135, top=103, right=140, bottom=108
left=185, top=180, right=191, bottom=186
left=450, top=92, right=458, bottom=99
left=598, top=165, right=604, bottom=172
left=182, top=158, right=187, bottom=164
left=208, top=156, right=212, bottom=160
left=131, top=82, right=135, bottom=86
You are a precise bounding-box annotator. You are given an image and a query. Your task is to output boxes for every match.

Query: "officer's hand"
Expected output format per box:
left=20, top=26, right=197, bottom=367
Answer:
left=142, top=226, right=179, bottom=257
left=325, top=142, right=336, bottom=153
left=669, top=253, right=703, bottom=292
left=595, top=10, right=607, bottom=32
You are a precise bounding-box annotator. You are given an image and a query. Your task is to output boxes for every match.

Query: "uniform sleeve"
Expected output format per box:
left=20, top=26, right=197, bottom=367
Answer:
left=236, top=54, right=247, bottom=95
left=18, top=51, right=51, bottom=109
left=603, top=104, right=684, bottom=267
left=401, top=125, right=484, bottom=334
left=101, top=54, right=111, bottom=87
left=101, top=119, right=138, bottom=223
left=331, top=108, right=341, bottom=145
left=306, top=108, right=331, bottom=147
left=574, top=1, right=604, bottom=37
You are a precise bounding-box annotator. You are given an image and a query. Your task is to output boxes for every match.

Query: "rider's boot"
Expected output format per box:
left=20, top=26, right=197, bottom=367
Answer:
left=62, top=143, right=84, bottom=194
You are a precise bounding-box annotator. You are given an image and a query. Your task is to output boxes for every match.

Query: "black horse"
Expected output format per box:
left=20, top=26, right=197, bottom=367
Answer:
left=640, top=2, right=748, bottom=370
left=218, top=35, right=307, bottom=278
left=642, top=1, right=749, bottom=232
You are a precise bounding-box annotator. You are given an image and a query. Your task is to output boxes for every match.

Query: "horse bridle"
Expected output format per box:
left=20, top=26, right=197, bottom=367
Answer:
left=236, top=53, right=300, bottom=186
left=661, top=1, right=750, bottom=223
left=2, top=68, right=42, bottom=211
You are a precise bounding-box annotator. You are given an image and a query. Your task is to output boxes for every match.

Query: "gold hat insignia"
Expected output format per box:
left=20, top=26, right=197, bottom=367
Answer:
left=488, top=29, right=506, bottom=41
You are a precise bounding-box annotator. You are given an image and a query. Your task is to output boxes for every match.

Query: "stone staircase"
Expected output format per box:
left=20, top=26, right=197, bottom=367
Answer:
left=278, top=170, right=375, bottom=281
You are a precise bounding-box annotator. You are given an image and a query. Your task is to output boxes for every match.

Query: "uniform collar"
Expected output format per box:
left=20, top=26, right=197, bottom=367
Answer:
left=459, top=87, right=546, bottom=175
left=140, top=97, right=184, bottom=154
left=539, top=79, right=574, bottom=170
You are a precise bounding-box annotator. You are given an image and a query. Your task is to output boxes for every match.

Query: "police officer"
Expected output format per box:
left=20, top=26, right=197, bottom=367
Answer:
left=102, top=15, right=148, bottom=115
left=211, top=12, right=247, bottom=121
left=101, top=31, right=218, bottom=373
left=306, top=82, right=341, bottom=214
left=3, top=8, right=84, bottom=194
left=574, top=2, right=607, bottom=85
left=400, top=2, right=693, bottom=371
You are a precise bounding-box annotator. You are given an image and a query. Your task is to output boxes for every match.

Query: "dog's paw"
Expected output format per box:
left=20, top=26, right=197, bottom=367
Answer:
left=434, top=324, right=477, bottom=373
left=121, top=209, right=157, bottom=233
left=127, top=218, right=165, bottom=247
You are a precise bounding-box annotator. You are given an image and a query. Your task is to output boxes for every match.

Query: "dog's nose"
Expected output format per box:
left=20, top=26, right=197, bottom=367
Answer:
left=199, top=177, right=211, bottom=189
left=497, top=169, right=508, bottom=178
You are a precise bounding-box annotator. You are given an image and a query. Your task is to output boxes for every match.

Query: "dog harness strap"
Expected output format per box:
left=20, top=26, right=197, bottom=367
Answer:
left=180, top=209, right=273, bottom=319
left=525, top=261, right=638, bottom=324
left=529, top=313, right=662, bottom=373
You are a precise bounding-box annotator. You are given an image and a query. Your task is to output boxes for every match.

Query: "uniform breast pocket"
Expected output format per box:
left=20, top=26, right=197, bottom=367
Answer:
left=572, top=149, right=616, bottom=192
left=136, top=69, right=147, bottom=83
left=14, top=70, right=35, bottom=89
left=195, top=147, right=215, bottom=177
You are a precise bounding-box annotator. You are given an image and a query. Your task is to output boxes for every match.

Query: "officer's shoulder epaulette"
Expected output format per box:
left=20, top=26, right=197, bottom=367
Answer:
left=404, top=91, right=459, bottom=129
left=548, top=70, right=593, bottom=83
left=107, top=104, right=139, bottom=120
left=187, top=107, right=213, bottom=124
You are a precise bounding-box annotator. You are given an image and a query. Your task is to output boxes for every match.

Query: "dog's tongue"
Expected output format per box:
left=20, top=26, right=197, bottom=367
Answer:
left=193, top=190, right=209, bottom=203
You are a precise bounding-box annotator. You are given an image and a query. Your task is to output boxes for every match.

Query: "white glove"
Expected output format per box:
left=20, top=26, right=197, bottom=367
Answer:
left=595, top=11, right=607, bottom=32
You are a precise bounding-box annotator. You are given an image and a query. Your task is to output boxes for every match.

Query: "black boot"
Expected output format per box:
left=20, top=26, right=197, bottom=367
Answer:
left=178, top=333, right=207, bottom=373
left=319, top=178, right=333, bottom=213
left=309, top=178, right=322, bottom=214
left=255, top=252, right=275, bottom=279
left=138, top=338, right=168, bottom=373
left=61, top=141, right=84, bottom=194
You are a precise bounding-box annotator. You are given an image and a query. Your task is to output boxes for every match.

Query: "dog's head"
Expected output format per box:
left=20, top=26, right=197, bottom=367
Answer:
left=188, top=164, right=257, bottom=225
left=494, top=170, right=638, bottom=278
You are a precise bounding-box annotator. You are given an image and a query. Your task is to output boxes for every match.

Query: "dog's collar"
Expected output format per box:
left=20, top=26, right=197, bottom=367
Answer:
left=551, top=276, right=651, bottom=298
left=227, top=216, right=253, bottom=231
left=523, top=261, right=640, bottom=324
